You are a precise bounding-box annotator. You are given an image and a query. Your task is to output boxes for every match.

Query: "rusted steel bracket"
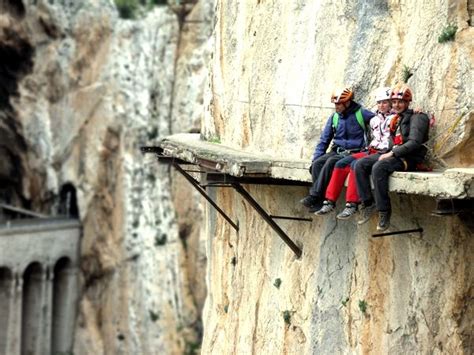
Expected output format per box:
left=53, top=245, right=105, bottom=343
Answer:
left=269, top=215, right=312, bottom=222
left=173, top=163, right=239, bottom=232
left=431, top=199, right=474, bottom=215
left=232, top=183, right=303, bottom=258
left=141, top=146, right=305, bottom=257
left=372, top=227, right=423, bottom=238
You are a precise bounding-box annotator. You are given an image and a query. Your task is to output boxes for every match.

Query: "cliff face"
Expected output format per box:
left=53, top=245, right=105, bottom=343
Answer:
left=0, top=0, right=212, bottom=353
left=203, top=0, right=473, bottom=167
left=1, top=0, right=472, bottom=354
left=201, top=1, right=473, bottom=354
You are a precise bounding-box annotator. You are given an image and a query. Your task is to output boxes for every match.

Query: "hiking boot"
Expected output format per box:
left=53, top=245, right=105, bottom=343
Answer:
left=337, top=203, right=358, bottom=220
left=314, top=200, right=336, bottom=216
left=300, top=195, right=319, bottom=208
left=357, top=203, right=376, bottom=225
left=377, top=211, right=391, bottom=231
left=308, top=201, right=324, bottom=213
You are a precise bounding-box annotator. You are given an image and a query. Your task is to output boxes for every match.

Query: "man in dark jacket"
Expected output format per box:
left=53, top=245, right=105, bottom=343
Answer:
left=355, top=84, right=430, bottom=231
left=300, top=87, right=374, bottom=212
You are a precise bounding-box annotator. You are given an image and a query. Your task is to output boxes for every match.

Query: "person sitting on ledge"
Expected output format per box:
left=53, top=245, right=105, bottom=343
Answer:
left=314, top=86, right=395, bottom=219
left=300, top=87, right=375, bottom=213
left=354, top=83, right=430, bottom=231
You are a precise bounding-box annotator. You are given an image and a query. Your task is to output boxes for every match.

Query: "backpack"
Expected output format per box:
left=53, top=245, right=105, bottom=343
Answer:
left=332, top=108, right=368, bottom=144
left=332, top=109, right=366, bottom=133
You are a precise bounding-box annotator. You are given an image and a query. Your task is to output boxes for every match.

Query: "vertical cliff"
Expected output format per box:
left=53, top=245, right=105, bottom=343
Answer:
left=0, top=0, right=213, bottom=353
left=201, top=1, right=473, bottom=354
left=1, top=0, right=472, bottom=353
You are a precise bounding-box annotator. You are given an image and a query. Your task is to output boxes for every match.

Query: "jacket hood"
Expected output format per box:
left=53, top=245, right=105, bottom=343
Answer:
left=344, top=101, right=361, bottom=115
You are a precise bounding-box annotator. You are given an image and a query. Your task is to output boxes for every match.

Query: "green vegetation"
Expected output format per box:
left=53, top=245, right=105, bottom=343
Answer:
left=341, top=297, right=349, bottom=307
left=438, top=24, right=457, bottom=43
left=358, top=300, right=368, bottom=314
left=155, top=233, right=167, bottom=246
left=184, top=340, right=201, bottom=355
left=283, top=310, right=292, bottom=325
left=115, top=0, right=139, bottom=19
left=402, top=65, right=413, bottom=83
left=149, top=310, right=160, bottom=322
left=273, top=278, right=282, bottom=289
left=115, top=0, right=168, bottom=19
left=208, top=135, right=221, bottom=144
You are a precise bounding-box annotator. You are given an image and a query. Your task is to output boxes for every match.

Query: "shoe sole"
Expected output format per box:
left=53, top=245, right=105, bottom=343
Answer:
left=376, top=224, right=390, bottom=231
left=357, top=208, right=376, bottom=225
left=337, top=214, right=356, bottom=220
left=357, top=218, right=371, bottom=225
left=314, top=210, right=334, bottom=216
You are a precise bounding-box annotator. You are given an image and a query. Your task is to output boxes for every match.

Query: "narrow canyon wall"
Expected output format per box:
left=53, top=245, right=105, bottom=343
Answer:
left=0, top=0, right=213, bottom=353
left=201, top=1, right=473, bottom=354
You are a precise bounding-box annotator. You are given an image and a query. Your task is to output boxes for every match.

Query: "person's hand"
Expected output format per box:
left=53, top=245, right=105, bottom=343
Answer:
left=378, top=151, right=394, bottom=160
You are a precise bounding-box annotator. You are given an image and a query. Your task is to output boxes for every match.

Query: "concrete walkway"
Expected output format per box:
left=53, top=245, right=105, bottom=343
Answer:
left=157, top=133, right=474, bottom=199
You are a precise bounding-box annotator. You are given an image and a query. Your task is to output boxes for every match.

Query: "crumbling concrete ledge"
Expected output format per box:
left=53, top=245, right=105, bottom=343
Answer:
left=158, top=133, right=474, bottom=199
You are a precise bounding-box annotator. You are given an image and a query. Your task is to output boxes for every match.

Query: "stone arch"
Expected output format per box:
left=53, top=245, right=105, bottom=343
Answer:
left=51, top=257, right=76, bottom=354
left=21, top=262, right=43, bottom=355
left=0, top=267, right=13, bottom=353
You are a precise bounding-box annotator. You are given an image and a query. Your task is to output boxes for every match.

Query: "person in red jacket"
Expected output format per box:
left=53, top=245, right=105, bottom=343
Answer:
left=314, top=87, right=395, bottom=218
left=300, top=87, right=374, bottom=212
left=355, top=84, right=430, bottom=231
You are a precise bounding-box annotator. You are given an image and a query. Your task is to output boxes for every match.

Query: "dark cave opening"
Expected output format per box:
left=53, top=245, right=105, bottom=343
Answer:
left=0, top=0, right=26, bottom=19
left=59, top=183, right=80, bottom=218
left=0, top=20, right=33, bottom=210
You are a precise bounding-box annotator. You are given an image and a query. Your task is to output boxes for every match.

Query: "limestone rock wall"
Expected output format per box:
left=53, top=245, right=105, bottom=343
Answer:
left=201, top=1, right=473, bottom=354
left=202, top=189, right=473, bottom=354
left=203, top=0, right=473, bottom=167
left=0, top=0, right=213, bottom=353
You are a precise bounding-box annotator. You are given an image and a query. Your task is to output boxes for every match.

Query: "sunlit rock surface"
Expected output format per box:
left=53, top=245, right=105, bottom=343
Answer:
left=201, top=1, right=473, bottom=354
left=0, top=0, right=212, bottom=353
left=1, top=0, right=472, bottom=353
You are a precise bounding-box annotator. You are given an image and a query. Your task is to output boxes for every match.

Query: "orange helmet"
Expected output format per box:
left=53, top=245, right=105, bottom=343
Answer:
left=331, top=87, right=353, bottom=104
left=391, top=83, right=412, bottom=102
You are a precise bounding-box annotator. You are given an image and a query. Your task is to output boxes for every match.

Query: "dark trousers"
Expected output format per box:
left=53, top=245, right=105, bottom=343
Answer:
left=355, top=154, right=406, bottom=212
left=309, top=152, right=346, bottom=198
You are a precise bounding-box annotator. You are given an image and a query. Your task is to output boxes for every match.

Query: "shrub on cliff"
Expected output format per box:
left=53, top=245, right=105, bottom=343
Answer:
left=115, top=0, right=139, bottom=19
left=114, top=0, right=168, bottom=19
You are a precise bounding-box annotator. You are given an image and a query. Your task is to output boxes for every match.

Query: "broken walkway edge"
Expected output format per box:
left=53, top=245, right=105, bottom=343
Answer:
left=156, top=133, right=474, bottom=199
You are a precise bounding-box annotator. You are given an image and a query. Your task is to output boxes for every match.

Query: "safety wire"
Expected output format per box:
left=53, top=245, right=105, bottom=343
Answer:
left=431, top=112, right=468, bottom=154
left=211, top=92, right=471, bottom=163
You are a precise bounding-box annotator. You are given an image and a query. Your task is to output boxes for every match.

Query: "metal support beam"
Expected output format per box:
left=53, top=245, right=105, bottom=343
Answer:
left=232, top=183, right=302, bottom=258
left=372, top=228, right=423, bottom=238
left=173, top=163, right=239, bottom=231
left=200, top=184, right=234, bottom=188
left=205, top=172, right=311, bottom=186
left=0, top=203, right=48, bottom=219
left=431, top=199, right=474, bottom=215
left=269, top=215, right=312, bottom=222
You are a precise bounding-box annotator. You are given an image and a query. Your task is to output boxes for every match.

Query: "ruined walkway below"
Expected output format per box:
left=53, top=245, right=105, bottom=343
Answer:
left=155, top=133, right=474, bottom=199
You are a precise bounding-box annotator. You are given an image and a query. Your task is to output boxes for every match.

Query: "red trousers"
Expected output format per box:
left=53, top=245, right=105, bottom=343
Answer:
left=325, top=152, right=367, bottom=203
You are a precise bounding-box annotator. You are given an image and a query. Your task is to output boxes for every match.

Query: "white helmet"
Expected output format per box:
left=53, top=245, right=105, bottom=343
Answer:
left=374, top=87, right=391, bottom=102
